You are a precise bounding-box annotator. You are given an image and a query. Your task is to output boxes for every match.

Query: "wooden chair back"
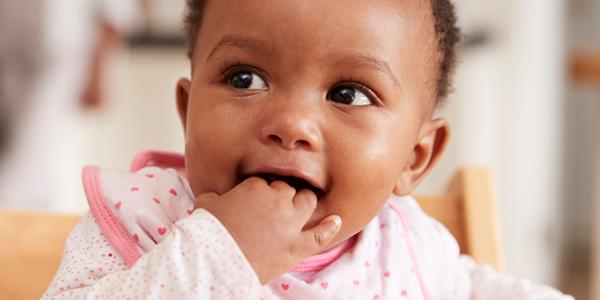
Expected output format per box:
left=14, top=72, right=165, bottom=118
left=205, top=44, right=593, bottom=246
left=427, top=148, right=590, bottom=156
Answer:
left=571, top=51, right=600, bottom=85
left=0, top=210, right=81, bottom=300
left=0, top=167, right=503, bottom=300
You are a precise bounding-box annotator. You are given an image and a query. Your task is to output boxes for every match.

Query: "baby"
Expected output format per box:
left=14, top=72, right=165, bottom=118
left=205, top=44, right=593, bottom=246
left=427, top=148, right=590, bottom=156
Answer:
left=45, top=0, right=573, bottom=299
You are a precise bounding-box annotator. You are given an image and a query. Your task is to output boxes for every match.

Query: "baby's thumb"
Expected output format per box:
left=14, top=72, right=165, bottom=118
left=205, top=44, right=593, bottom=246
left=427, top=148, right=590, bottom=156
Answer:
left=193, top=192, right=219, bottom=209
left=301, top=215, right=342, bottom=254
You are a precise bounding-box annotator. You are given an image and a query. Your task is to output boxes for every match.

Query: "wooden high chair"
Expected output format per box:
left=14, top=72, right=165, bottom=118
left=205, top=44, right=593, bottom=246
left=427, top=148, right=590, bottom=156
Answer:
left=571, top=51, right=600, bottom=85
left=0, top=210, right=81, bottom=300
left=0, top=167, right=503, bottom=300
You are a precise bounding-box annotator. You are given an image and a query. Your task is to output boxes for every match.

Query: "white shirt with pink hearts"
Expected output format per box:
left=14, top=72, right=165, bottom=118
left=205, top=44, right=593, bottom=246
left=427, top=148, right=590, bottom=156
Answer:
left=43, top=151, right=573, bottom=300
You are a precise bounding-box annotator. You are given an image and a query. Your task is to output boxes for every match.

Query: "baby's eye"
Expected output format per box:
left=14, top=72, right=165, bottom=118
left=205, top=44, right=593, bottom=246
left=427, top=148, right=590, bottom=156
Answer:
left=327, top=85, right=373, bottom=106
left=229, top=71, right=267, bottom=90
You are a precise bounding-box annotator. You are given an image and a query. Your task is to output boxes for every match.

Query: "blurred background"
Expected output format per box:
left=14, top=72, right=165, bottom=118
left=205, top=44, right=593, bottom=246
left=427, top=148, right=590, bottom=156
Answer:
left=0, top=0, right=599, bottom=298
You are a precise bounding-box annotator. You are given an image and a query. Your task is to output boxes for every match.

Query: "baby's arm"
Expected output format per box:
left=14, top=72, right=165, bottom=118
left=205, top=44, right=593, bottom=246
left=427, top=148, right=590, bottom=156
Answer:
left=44, top=211, right=261, bottom=299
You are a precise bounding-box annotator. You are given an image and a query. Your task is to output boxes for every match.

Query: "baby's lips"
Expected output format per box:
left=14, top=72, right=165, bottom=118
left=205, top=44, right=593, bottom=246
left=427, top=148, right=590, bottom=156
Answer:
left=240, top=164, right=326, bottom=193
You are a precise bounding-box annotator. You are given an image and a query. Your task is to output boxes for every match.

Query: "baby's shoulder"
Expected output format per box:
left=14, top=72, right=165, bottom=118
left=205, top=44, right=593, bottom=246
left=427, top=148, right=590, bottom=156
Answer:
left=82, top=164, right=194, bottom=217
left=384, top=196, right=453, bottom=241
left=385, top=195, right=457, bottom=249
left=82, top=150, right=192, bottom=214
left=81, top=163, right=196, bottom=261
left=384, top=195, right=472, bottom=298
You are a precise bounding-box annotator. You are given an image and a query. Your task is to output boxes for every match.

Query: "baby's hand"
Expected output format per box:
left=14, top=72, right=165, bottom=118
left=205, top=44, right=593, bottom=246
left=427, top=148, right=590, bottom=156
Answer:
left=194, top=177, right=342, bottom=284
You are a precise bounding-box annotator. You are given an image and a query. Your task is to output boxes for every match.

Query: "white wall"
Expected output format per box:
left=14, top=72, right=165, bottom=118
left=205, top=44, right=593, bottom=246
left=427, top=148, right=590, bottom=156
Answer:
left=68, top=47, right=188, bottom=212
left=419, top=0, right=567, bottom=286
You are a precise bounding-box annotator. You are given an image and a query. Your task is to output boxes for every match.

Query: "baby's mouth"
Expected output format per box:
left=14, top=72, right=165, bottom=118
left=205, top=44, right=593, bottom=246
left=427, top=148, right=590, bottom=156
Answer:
left=239, top=173, right=325, bottom=200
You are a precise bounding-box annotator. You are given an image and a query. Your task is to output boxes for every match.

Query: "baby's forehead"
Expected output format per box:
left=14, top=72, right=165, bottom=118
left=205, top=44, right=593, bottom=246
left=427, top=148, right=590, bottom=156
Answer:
left=196, top=0, right=440, bottom=104
left=199, top=0, right=437, bottom=51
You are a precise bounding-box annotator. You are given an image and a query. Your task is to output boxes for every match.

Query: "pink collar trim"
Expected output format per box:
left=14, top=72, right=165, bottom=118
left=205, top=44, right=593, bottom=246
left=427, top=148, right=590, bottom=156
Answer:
left=290, top=235, right=356, bottom=272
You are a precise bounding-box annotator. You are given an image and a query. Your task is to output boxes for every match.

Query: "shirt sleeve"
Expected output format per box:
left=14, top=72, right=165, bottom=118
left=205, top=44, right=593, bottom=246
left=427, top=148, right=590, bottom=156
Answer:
left=462, top=256, right=574, bottom=300
left=43, top=210, right=262, bottom=299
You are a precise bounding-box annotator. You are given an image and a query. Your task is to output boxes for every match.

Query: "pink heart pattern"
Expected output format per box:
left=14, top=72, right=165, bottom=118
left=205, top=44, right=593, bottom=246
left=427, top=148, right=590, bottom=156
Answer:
left=157, top=227, right=167, bottom=236
left=84, top=163, right=426, bottom=299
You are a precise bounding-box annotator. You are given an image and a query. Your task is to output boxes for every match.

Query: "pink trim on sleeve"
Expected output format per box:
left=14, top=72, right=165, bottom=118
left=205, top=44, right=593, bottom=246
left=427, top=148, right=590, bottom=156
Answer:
left=387, top=202, right=431, bottom=300
left=130, top=150, right=186, bottom=173
left=82, top=166, right=142, bottom=267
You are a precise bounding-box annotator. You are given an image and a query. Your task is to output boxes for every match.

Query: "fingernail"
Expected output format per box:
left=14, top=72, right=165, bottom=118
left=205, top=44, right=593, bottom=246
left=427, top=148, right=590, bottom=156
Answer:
left=331, top=216, right=342, bottom=228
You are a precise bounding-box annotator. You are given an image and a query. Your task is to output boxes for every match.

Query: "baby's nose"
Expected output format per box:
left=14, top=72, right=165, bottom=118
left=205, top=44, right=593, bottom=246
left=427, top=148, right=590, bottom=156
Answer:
left=258, top=101, right=323, bottom=151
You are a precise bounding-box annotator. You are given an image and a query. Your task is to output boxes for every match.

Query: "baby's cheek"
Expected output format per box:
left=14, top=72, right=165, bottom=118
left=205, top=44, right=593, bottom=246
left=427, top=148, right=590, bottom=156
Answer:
left=327, top=188, right=388, bottom=232
left=184, top=140, right=238, bottom=196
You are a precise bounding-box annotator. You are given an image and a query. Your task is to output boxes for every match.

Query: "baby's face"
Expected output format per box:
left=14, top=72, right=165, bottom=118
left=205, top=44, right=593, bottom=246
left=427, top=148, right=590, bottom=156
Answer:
left=177, top=0, right=447, bottom=249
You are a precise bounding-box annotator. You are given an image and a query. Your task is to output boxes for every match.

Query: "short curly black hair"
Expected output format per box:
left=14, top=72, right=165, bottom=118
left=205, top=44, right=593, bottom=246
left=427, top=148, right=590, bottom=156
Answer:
left=183, top=0, right=461, bottom=104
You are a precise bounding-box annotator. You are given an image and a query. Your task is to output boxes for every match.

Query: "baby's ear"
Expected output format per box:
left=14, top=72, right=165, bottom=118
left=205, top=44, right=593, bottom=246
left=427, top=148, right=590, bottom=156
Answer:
left=393, top=118, right=450, bottom=196
left=176, top=78, right=192, bottom=132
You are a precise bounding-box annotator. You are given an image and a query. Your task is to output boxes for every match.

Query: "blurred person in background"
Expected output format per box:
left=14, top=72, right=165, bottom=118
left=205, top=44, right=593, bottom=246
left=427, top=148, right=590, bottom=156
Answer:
left=0, top=0, right=140, bottom=211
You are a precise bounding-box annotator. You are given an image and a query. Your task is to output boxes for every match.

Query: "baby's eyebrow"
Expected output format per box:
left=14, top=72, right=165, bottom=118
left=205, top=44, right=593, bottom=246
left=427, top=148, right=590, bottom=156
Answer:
left=330, top=54, right=401, bottom=89
left=206, top=34, right=275, bottom=63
